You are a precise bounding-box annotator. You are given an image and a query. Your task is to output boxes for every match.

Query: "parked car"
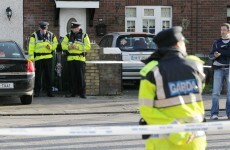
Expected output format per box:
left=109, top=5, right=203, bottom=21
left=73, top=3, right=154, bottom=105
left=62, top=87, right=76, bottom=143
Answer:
left=0, top=40, right=35, bottom=104
left=99, top=32, right=157, bottom=81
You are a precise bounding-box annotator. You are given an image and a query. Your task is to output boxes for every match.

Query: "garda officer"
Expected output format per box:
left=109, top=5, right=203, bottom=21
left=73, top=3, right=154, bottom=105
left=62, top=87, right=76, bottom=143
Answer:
left=139, top=26, right=207, bottom=150
left=61, top=21, right=91, bottom=98
left=28, top=21, right=58, bottom=97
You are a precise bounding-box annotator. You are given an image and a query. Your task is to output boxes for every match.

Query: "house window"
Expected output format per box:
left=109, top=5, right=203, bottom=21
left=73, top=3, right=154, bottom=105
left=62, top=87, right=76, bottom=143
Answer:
left=143, top=19, right=155, bottom=34
left=144, top=9, right=154, bottom=16
left=127, top=20, right=135, bottom=32
left=126, top=8, right=136, bottom=32
left=125, top=6, right=172, bottom=34
left=227, top=7, right=230, bottom=23
left=161, top=8, right=171, bottom=17
left=126, top=8, right=136, bottom=17
left=162, top=20, right=170, bottom=30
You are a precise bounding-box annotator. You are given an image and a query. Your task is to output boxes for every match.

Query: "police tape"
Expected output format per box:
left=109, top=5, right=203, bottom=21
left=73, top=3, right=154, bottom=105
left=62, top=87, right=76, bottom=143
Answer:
left=86, top=61, right=143, bottom=64
left=86, top=61, right=212, bottom=68
left=0, top=121, right=229, bottom=136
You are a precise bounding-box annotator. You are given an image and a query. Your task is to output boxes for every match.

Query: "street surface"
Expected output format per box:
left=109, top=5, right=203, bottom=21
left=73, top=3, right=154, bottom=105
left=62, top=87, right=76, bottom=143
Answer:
left=0, top=87, right=230, bottom=150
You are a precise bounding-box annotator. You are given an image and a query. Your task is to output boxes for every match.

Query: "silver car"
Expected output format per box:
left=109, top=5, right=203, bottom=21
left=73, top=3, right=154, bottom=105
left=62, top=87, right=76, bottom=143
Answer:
left=99, top=32, right=157, bottom=80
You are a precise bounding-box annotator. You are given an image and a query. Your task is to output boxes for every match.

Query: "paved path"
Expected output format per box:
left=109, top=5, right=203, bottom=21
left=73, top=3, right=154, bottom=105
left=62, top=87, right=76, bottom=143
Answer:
left=0, top=92, right=229, bottom=119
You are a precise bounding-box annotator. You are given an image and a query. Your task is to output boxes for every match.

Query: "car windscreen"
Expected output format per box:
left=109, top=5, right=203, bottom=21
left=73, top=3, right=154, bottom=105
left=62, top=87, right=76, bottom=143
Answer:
left=117, top=35, right=157, bottom=51
left=0, top=42, right=23, bottom=59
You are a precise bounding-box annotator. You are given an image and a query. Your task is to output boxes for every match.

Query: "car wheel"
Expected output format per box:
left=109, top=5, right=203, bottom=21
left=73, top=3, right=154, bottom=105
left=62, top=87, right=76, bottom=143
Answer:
left=20, top=95, right=33, bottom=105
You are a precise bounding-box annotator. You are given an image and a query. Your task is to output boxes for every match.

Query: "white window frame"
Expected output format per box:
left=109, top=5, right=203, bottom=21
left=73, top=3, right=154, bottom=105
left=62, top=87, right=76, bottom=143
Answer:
left=227, top=7, right=230, bottom=17
left=125, top=6, right=172, bottom=34
left=126, top=19, right=136, bottom=32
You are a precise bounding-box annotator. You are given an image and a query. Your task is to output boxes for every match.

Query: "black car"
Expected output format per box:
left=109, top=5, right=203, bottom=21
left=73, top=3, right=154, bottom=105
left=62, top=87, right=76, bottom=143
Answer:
left=0, top=40, right=35, bottom=104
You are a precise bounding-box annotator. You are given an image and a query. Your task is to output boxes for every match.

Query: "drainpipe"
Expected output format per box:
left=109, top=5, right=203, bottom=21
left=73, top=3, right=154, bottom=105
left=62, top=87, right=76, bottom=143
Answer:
left=196, top=0, right=199, bottom=54
left=190, top=0, right=193, bottom=54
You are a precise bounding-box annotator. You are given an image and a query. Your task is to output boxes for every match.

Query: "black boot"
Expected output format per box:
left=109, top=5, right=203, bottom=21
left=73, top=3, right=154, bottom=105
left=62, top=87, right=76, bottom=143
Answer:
left=47, top=91, right=54, bottom=97
left=80, top=94, right=86, bottom=99
left=65, top=93, right=76, bottom=98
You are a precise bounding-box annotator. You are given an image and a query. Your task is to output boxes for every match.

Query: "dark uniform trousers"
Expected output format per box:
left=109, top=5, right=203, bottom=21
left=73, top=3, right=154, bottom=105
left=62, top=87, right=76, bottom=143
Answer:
left=67, top=60, right=86, bottom=96
left=35, top=58, right=53, bottom=95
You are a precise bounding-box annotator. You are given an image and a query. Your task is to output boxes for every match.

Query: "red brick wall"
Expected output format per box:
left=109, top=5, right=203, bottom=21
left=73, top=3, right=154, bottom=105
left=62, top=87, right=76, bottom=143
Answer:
left=23, top=0, right=59, bottom=50
left=23, top=0, right=230, bottom=55
left=194, top=0, right=227, bottom=55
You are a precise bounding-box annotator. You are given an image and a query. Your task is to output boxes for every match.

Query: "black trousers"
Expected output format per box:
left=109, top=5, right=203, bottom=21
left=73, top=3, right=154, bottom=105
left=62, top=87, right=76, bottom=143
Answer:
left=35, top=58, right=53, bottom=94
left=67, top=60, right=86, bottom=96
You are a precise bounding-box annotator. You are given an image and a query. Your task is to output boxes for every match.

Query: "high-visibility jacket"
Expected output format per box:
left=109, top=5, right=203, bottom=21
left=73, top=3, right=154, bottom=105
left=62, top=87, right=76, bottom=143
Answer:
left=28, top=30, right=58, bottom=61
left=61, top=31, right=91, bottom=62
left=139, top=49, right=206, bottom=149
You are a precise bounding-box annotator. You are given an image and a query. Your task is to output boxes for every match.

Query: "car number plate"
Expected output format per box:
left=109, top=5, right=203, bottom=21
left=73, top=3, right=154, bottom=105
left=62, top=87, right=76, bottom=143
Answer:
left=0, top=83, right=14, bottom=89
left=131, top=55, right=149, bottom=61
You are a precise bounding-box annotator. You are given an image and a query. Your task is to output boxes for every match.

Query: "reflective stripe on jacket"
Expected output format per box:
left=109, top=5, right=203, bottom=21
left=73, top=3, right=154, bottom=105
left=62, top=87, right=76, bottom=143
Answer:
left=61, top=31, right=91, bottom=62
left=28, top=30, right=58, bottom=61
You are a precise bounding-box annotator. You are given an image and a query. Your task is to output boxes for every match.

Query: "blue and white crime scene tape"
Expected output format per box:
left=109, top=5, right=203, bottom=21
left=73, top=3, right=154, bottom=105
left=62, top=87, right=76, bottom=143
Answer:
left=86, top=61, right=212, bottom=68
left=0, top=121, right=229, bottom=136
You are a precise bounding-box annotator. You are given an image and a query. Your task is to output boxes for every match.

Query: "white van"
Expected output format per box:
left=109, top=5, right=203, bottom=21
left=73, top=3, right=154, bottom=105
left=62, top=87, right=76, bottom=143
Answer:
left=99, top=32, right=157, bottom=80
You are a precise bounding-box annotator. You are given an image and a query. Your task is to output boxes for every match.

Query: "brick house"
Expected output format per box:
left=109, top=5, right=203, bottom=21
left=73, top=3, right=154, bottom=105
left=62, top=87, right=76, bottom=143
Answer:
left=22, top=0, right=230, bottom=56
left=0, top=0, right=229, bottom=55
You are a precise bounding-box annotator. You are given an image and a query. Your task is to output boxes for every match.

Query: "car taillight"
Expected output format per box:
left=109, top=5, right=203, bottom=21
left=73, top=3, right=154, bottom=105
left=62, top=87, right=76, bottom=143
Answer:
left=27, top=60, right=35, bottom=72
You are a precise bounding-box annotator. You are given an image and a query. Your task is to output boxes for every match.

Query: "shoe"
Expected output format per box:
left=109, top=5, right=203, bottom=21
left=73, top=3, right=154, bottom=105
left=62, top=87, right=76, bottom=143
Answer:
left=47, top=93, right=54, bottom=97
left=65, top=94, right=76, bottom=98
left=80, top=94, right=86, bottom=99
left=210, top=115, right=218, bottom=120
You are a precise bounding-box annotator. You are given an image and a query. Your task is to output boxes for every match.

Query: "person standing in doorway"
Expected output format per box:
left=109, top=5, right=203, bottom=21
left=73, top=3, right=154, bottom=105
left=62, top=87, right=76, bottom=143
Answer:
left=61, top=21, right=91, bottom=98
left=209, top=23, right=230, bottom=120
left=28, top=21, right=58, bottom=97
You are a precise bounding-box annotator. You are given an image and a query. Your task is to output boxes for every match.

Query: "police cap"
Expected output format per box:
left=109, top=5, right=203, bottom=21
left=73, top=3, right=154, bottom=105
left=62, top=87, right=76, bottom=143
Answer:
left=71, top=21, right=81, bottom=28
left=38, top=21, right=49, bottom=30
left=154, top=26, right=185, bottom=48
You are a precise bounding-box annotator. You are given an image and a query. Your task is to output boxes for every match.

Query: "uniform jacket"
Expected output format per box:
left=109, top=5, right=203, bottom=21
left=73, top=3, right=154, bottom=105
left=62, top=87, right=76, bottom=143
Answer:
left=28, top=30, right=58, bottom=61
left=139, top=48, right=206, bottom=145
left=61, top=30, right=91, bottom=62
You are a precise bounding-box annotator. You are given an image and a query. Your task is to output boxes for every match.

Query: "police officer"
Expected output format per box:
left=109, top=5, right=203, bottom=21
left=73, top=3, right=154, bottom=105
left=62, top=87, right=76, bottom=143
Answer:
left=28, top=21, right=58, bottom=97
left=139, top=26, right=207, bottom=150
left=61, top=21, right=91, bottom=98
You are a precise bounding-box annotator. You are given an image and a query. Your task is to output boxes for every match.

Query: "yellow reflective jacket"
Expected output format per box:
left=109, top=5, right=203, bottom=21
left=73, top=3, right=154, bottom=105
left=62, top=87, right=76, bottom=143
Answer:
left=139, top=54, right=206, bottom=145
left=61, top=31, right=91, bottom=62
left=28, top=30, right=58, bottom=61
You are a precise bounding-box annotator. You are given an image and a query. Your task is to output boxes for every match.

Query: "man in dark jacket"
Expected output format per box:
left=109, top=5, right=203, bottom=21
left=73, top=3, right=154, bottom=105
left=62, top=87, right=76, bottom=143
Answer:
left=209, top=23, right=230, bottom=120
